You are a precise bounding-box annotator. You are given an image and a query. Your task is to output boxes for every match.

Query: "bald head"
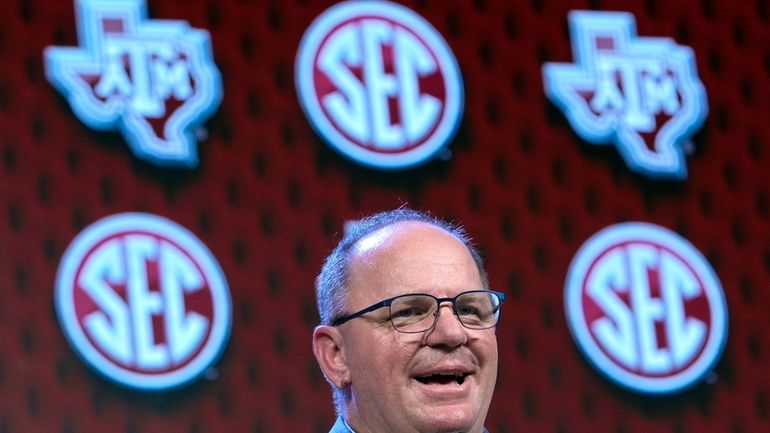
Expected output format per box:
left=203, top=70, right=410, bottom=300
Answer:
left=345, top=221, right=486, bottom=311
left=315, top=209, right=489, bottom=327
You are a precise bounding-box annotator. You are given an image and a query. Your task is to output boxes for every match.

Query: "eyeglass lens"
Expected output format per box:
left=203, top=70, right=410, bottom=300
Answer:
left=388, top=291, right=500, bottom=332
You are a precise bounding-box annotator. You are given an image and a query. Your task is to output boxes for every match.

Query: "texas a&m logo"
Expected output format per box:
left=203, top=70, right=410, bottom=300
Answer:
left=295, top=1, right=463, bottom=169
left=45, top=0, right=222, bottom=168
left=55, top=213, right=231, bottom=390
left=543, top=11, right=708, bottom=179
left=565, top=223, right=727, bottom=394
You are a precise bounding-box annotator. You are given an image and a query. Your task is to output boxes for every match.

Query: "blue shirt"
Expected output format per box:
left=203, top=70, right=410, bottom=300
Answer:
left=328, top=417, right=355, bottom=433
left=329, top=417, right=490, bottom=433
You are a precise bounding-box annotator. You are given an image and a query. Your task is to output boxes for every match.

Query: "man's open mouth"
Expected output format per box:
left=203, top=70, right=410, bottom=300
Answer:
left=414, top=373, right=469, bottom=385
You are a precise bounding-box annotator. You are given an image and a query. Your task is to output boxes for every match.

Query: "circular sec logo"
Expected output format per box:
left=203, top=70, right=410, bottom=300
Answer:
left=55, top=213, right=232, bottom=390
left=295, top=0, right=463, bottom=169
left=564, top=223, right=728, bottom=394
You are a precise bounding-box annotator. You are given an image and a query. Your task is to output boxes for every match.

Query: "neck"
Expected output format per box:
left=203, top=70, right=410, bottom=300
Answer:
left=343, top=416, right=486, bottom=433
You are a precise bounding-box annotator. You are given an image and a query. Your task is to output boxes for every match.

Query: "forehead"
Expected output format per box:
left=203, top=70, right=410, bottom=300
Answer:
left=346, top=221, right=482, bottom=301
left=352, top=220, right=464, bottom=259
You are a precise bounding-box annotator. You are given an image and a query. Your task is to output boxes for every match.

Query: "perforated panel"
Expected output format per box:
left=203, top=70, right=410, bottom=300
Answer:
left=1, top=0, right=770, bottom=431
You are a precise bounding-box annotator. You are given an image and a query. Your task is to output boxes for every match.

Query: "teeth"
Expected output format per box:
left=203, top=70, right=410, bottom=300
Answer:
left=415, top=373, right=467, bottom=385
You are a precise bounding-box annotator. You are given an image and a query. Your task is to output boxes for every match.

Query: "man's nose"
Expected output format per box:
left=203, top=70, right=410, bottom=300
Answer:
left=425, top=304, right=467, bottom=347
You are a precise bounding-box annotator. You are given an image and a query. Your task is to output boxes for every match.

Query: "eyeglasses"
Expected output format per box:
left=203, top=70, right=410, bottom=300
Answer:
left=331, top=290, right=506, bottom=333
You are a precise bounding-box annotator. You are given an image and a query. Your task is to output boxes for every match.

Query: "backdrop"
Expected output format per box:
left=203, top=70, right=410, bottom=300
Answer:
left=1, top=0, right=769, bottom=432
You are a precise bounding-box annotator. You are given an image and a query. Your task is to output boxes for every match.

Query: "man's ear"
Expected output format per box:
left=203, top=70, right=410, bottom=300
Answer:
left=312, top=325, right=351, bottom=388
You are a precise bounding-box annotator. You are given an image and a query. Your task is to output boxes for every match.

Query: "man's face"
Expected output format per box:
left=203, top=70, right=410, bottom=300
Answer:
left=340, top=222, right=498, bottom=433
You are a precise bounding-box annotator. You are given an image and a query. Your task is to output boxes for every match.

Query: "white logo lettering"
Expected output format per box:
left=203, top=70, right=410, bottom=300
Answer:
left=96, top=42, right=193, bottom=118
left=318, top=20, right=441, bottom=150
left=78, top=235, right=208, bottom=370
left=590, top=56, right=681, bottom=132
left=587, top=245, right=706, bottom=375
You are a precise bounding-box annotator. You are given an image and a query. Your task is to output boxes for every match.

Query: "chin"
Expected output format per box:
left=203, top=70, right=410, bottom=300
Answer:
left=412, top=406, right=478, bottom=432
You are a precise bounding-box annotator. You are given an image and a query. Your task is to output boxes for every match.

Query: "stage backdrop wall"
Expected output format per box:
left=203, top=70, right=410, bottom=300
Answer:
left=1, top=0, right=770, bottom=432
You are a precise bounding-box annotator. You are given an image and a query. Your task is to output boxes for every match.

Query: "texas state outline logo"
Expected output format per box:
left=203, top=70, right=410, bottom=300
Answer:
left=44, top=0, right=223, bottom=168
left=542, top=11, right=708, bottom=180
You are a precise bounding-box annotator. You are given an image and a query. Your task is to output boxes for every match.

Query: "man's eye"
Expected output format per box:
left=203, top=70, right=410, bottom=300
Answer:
left=392, top=307, right=420, bottom=318
left=457, top=307, right=476, bottom=316
left=456, top=305, right=481, bottom=317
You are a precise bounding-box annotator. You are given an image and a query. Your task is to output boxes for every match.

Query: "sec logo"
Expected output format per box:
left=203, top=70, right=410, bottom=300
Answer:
left=55, top=213, right=231, bottom=390
left=564, top=223, right=728, bottom=394
left=295, top=0, right=463, bottom=169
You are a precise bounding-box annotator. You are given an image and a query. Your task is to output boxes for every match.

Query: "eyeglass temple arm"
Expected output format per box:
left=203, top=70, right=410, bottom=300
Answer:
left=331, top=300, right=391, bottom=326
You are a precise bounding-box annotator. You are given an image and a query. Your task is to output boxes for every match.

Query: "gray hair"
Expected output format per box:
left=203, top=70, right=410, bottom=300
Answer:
left=315, top=208, right=489, bottom=414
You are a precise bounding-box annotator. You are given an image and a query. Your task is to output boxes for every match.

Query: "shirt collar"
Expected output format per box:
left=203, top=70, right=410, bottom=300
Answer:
left=331, top=417, right=490, bottom=433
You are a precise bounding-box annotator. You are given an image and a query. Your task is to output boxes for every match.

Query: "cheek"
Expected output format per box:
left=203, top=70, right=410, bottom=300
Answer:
left=485, top=341, right=500, bottom=386
left=351, top=339, right=413, bottom=397
left=365, top=335, right=417, bottom=378
left=350, top=330, right=407, bottom=368
left=475, top=333, right=499, bottom=367
left=346, top=327, right=425, bottom=379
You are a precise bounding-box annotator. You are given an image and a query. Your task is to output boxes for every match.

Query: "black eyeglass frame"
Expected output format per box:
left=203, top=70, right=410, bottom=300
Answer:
left=330, top=290, right=506, bottom=332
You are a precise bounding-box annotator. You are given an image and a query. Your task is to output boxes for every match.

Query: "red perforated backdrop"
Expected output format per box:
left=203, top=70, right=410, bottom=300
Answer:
left=1, top=0, right=769, bottom=432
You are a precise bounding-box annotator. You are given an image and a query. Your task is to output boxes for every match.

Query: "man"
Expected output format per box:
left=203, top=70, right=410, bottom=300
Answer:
left=313, top=208, right=505, bottom=433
